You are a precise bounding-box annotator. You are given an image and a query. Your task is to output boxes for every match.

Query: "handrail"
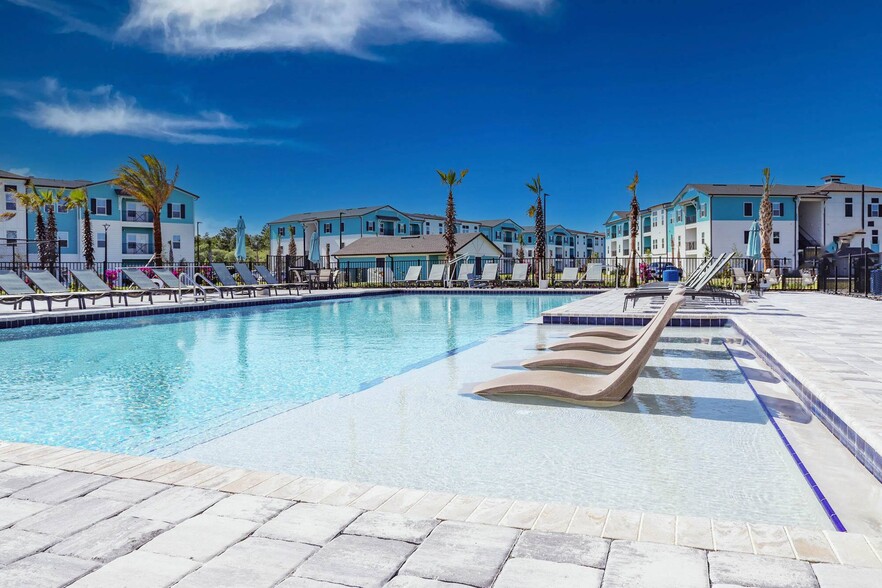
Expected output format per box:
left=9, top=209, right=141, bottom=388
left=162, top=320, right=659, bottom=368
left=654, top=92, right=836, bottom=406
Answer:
left=444, top=254, right=470, bottom=287
left=180, top=271, right=208, bottom=302
left=191, top=272, right=218, bottom=300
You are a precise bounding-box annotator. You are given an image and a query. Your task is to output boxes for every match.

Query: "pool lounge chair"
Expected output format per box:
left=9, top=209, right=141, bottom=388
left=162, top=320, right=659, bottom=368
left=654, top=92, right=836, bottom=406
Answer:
left=208, top=263, right=258, bottom=298
left=122, top=269, right=184, bottom=302
left=473, top=263, right=499, bottom=288
left=473, top=291, right=686, bottom=406
left=731, top=267, right=750, bottom=291
left=254, top=265, right=306, bottom=294
left=394, top=265, right=423, bottom=287
left=523, top=287, right=686, bottom=371
left=0, top=270, right=39, bottom=313
left=583, top=263, right=604, bottom=287
left=421, top=263, right=446, bottom=287
left=70, top=269, right=153, bottom=306
left=450, top=263, right=474, bottom=287
left=635, top=256, right=715, bottom=291
left=152, top=269, right=205, bottom=301
left=623, top=252, right=740, bottom=310
left=316, top=268, right=338, bottom=289
left=24, top=269, right=110, bottom=310
left=503, top=263, right=529, bottom=287
left=567, top=283, right=687, bottom=341
left=233, top=263, right=286, bottom=296
left=557, top=267, right=580, bottom=288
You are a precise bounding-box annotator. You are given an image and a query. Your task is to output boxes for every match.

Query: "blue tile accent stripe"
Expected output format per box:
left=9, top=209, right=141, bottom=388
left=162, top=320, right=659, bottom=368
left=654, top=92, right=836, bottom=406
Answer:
left=541, top=315, right=730, bottom=327
left=732, top=323, right=882, bottom=488
left=723, top=341, right=846, bottom=533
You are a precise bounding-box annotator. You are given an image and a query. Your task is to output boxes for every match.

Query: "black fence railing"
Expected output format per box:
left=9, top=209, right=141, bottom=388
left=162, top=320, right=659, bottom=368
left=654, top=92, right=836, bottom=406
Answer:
left=817, top=252, right=882, bottom=297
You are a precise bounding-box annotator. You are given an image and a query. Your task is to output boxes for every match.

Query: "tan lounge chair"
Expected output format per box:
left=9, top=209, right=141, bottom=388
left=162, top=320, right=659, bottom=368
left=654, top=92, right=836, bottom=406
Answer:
left=473, top=291, right=686, bottom=406
left=522, top=287, right=686, bottom=372
left=451, top=263, right=474, bottom=287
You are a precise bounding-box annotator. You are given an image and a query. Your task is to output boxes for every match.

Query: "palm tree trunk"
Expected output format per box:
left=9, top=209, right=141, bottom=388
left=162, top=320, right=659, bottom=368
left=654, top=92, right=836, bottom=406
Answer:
left=83, top=208, right=95, bottom=269
left=760, top=200, right=773, bottom=270
left=444, top=190, right=456, bottom=263
left=152, top=211, right=163, bottom=263
left=35, top=211, right=47, bottom=266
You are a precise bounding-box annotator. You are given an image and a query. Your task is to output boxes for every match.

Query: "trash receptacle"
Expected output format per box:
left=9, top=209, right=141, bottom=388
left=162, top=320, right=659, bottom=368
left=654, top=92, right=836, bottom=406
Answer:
left=662, top=269, right=680, bottom=282
left=871, top=269, right=882, bottom=295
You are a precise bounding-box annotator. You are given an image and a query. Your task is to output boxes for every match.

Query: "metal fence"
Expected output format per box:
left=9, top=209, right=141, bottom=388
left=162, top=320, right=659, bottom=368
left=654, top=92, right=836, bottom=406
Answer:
left=817, top=252, right=882, bottom=297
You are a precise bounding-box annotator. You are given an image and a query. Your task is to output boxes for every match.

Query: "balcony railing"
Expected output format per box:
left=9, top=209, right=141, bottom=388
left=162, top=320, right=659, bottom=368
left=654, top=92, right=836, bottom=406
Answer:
left=685, top=241, right=697, bottom=251
left=685, top=215, right=697, bottom=225
left=124, top=211, right=154, bottom=222
left=123, top=243, right=154, bottom=254
left=503, top=234, right=514, bottom=243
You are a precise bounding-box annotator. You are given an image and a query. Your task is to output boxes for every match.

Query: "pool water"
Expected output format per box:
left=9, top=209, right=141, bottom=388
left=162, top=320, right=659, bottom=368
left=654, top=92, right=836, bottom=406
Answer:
left=0, top=294, right=578, bottom=455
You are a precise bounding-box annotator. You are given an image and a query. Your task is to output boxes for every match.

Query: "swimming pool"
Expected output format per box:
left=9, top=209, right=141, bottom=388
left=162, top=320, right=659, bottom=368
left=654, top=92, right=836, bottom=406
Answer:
left=0, top=294, right=578, bottom=455
left=0, top=293, right=831, bottom=528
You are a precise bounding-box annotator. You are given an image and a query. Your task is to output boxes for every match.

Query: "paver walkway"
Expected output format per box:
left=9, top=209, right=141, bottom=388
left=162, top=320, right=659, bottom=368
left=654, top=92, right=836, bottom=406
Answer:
left=1, top=444, right=881, bottom=587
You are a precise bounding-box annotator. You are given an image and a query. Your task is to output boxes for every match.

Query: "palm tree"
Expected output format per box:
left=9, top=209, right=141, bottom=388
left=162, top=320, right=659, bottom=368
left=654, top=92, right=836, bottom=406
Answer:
left=516, top=233, right=525, bottom=263
left=115, top=155, right=179, bottom=263
left=759, top=167, right=774, bottom=271
left=43, top=188, right=63, bottom=271
left=64, top=187, right=95, bottom=269
left=526, top=175, right=545, bottom=280
left=627, top=171, right=640, bottom=287
left=436, top=168, right=469, bottom=263
left=287, top=226, right=297, bottom=258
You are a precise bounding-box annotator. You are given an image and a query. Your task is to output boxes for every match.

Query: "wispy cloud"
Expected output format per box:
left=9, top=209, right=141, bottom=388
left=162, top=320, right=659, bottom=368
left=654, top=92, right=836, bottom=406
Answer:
left=8, top=78, right=281, bottom=145
left=11, top=0, right=555, bottom=56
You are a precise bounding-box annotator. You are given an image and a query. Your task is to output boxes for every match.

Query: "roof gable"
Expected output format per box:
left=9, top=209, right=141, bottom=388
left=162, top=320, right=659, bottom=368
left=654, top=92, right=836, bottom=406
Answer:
left=334, top=232, right=502, bottom=257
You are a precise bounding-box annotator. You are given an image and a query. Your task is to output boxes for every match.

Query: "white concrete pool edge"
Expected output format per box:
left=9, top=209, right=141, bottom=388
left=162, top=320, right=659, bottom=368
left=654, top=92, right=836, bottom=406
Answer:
left=0, top=439, right=880, bottom=569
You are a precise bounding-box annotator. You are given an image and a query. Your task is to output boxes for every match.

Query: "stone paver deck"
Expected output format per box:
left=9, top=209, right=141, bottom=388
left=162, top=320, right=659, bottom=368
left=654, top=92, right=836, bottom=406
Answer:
left=0, top=441, right=880, bottom=587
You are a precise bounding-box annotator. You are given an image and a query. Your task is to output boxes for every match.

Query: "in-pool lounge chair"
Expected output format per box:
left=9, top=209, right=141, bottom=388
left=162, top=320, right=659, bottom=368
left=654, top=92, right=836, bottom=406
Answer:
left=473, top=263, right=499, bottom=288
left=503, top=263, right=529, bottom=287
left=450, top=263, right=474, bottom=287
left=152, top=269, right=203, bottom=300
left=123, top=268, right=186, bottom=302
left=522, top=287, right=686, bottom=372
left=24, top=269, right=109, bottom=310
left=557, top=267, right=580, bottom=288
left=421, top=264, right=446, bottom=287
left=232, top=263, right=284, bottom=296
left=0, top=270, right=39, bottom=313
left=473, top=291, right=686, bottom=406
left=208, top=263, right=257, bottom=298
left=70, top=269, right=153, bottom=306
left=253, top=264, right=306, bottom=295
left=395, top=265, right=422, bottom=287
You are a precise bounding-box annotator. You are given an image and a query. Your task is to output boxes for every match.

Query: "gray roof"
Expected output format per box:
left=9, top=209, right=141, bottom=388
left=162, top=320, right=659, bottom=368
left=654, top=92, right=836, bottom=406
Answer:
left=809, top=182, right=882, bottom=194
left=0, top=169, right=90, bottom=188
left=335, top=233, right=499, bottom=257
left=686, top=183, right=814, bottom=196
left=522, top=224, right=567, bottom=233
left=405, top=212, right=483, bottom=225
left=269, top=205, right=392, bottom=225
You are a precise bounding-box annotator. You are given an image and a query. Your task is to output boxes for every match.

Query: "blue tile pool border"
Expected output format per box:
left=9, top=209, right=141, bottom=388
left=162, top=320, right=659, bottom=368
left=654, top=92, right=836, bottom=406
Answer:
left=541, top=314, right=730, bottom=328
left=731, top=322, right=882, bottom=488
left=723, top=341, right=846, bottom=532
left=0, top=288, right=592, bottom=331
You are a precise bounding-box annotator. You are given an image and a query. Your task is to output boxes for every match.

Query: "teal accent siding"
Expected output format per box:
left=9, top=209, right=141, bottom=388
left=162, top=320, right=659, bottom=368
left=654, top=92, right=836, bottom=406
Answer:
left=711, top=196, right=796, bottom=221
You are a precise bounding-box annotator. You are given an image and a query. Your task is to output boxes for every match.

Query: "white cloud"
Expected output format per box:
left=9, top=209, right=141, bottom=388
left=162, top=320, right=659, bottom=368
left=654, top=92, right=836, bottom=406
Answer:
left=9, top=167, right=31, bottom=176
left=11, top=78, right=274, bottom=145
left=119, top=0, right=546, bottom=56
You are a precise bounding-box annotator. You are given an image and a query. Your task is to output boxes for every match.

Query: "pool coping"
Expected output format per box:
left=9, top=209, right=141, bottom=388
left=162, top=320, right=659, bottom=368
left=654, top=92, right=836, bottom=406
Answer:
left=0, top=439, right=879, bottom=566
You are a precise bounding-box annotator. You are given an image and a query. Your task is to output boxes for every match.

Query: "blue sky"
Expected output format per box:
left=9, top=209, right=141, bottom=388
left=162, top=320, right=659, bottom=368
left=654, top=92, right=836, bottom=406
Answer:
left=2, top=0, right=881, bottom=234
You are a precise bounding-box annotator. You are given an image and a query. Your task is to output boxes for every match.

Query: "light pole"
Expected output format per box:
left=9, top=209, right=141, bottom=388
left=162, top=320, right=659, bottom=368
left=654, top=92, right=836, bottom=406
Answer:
left=339, top=212, right=343, bottom=251
left=543, top=193, right=550, bottom=276
left=196, top=221, right=202, bottom=264
left=102, top=223, right=110, bottom=281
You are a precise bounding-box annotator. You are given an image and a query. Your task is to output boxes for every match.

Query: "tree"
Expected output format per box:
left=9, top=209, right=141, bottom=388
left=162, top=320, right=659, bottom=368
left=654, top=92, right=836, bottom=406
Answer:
left=115, top=155, right=179, bottom=263
left=759, top=167, right=774, bottom=271
left=287, top=226, right=297, bottom=257
left=526, top=175, right=546, bottom=280
left=627, top=171, right=640, bottom=288
left=64, top=187, right=95, bottom=269
left=516, top=233, right=525, bottom=263
left=1, top=179, right=42, bottom=264
left=436, top=168, right=469, bottom=263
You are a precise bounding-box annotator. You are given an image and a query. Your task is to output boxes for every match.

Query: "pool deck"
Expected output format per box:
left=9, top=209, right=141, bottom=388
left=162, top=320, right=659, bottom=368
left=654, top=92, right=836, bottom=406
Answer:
left=2, top=288, right=882, bottom=586
left=0, top=441, right=880, bottom=587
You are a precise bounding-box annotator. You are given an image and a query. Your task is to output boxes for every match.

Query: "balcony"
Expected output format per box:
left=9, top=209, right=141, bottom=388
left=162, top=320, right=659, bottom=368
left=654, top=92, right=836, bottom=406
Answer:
left=685, top=215, right=697, bottom=225
left=124, top=210, right=154, bottom=223
left=123, top=243, right=154, bottom=255
left=502, top=233, right=514, bottom=243
left=685, top=241, right=697, bottom=251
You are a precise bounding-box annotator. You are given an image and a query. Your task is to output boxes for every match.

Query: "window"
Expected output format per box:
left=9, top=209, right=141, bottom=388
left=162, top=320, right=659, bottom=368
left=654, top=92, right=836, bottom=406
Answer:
left=701, top=232, right=705, bottom=244
left=92, top=198, right=109, bottom=215
left=323, top=223, right=332, bottom=234
left=700, top=203, right=707, bottom=218
left=97, top=232, right=106, bottom=248
left=167, top=203, right=185, bottom=219
left=744, top=231, right=750, bottom=244
left=676, top=209, right=683, bottom=222
left=495, top=231, right=501, bottom=239
left=527, top=235, right=533, bottom=244
left=398, top=223, right=406, bottom=233
left=872, top=230, right=879, bottom=246
left=661, top=238, right=665, bottom=249
left=870, top=198, right=880, bottom=217
left=57, top=231, right=69, bottom=248
left=437, top=224, right=443, bottom=234
left=773, top=231, right=780, bottom=244
left=366, top=221, right=375, bottom=232
left=340, top=222, right=345, bottom=232
left=5, top=230, right=17, bottom=245
left=743, top=202, right=753, bottom=217
left=4, top=188, right=16, bottom=211
left=652, top=239, right=657, bottom=249
left=278, top=227, right=286, bottom=237
left=845, top=198, right=853, bottom=218
left=172, top=235, right=181, bottom=249
left=772, top=202, right=784, bottom=217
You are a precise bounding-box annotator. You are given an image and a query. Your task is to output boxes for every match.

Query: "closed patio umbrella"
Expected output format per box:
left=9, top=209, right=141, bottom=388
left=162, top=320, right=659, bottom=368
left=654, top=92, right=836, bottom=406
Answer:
left=235, top=216, right=247, bottom=261
left=309, top=230, right=321, bottom=265
left=745, top=220, right=761, bottom=270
